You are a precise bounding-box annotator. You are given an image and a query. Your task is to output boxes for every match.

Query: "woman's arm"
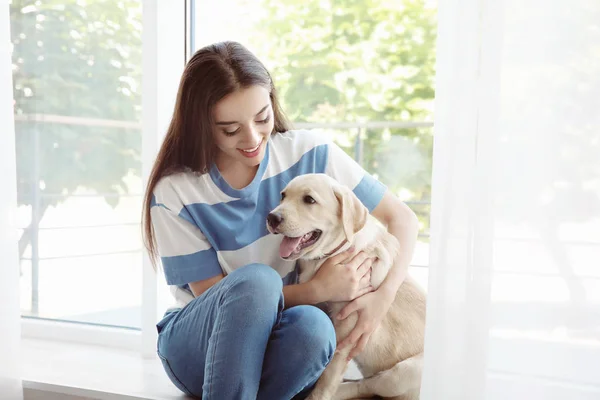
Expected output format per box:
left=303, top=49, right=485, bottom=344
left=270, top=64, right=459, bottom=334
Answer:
left=187, top=247, right=372, bottom=305
left=188, top=273, right=318, bottom=304
left=282, top=281, right=324, bottom=308
left=188, top=272, right=317, bottom=304
left=188, top=272, right=357, bottom=308
left=371, top=190, right=420, bottom=301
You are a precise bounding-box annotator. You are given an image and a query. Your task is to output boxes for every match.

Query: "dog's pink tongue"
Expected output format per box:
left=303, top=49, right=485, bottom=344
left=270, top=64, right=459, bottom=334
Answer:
left=280, top=236, right=303, bottom=258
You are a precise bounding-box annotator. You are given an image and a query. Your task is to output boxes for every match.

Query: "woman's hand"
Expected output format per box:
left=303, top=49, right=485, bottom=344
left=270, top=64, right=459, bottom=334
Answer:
left=335, top=288, right=395, bottom=361
left=311, top=246, right=375, bottom=303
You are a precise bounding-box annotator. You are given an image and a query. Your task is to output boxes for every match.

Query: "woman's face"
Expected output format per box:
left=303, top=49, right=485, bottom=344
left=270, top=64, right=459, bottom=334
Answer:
left=212, top=85, right=274, bottom=170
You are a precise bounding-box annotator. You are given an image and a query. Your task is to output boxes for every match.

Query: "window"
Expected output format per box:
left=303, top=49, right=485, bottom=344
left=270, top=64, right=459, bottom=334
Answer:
left=192, top=0, right=438, bottom=288
left=12, top=0, right=436, bottom=336
left=11, top=0, right=143, bottom=329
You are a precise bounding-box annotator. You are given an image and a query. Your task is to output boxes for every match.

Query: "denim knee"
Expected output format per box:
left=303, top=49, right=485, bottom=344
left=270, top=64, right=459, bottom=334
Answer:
left=285, top=305, right=336, bottom=366
left=226, top=263, right=284, bottom=308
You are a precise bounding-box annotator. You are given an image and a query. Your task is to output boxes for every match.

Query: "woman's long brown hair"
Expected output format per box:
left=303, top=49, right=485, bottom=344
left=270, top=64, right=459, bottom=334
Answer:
left=142, top=41, right=290, bottom=269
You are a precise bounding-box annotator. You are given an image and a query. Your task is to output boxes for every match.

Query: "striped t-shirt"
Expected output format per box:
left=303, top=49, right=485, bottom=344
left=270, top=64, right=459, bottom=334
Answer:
left=150, top=129, right=387, bottom=309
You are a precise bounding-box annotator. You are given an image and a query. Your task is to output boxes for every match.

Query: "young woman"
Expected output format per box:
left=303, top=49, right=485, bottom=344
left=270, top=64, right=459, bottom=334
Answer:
left=142, top=41, right=419, bottom=399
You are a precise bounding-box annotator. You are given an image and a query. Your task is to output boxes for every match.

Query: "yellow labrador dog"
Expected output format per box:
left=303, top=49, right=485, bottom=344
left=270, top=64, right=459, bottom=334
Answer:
left=266, top=173, right=426, bottom=400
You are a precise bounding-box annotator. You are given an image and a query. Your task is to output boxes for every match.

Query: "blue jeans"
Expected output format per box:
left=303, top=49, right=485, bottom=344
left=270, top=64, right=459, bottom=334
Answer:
left=156, top=263, right=336, bottom=399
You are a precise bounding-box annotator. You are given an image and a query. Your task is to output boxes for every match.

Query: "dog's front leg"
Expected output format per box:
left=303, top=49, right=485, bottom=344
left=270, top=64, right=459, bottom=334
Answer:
left=306, top=346, right=351, bottom=400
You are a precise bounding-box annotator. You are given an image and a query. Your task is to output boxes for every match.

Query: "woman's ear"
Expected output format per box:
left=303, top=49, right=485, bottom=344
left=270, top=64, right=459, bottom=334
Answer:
left=334, top=183, right=368, bottom=241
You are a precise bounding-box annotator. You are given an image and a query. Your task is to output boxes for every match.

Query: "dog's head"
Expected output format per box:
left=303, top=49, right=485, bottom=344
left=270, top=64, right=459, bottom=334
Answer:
left=266, top=173, right=368, bottom=261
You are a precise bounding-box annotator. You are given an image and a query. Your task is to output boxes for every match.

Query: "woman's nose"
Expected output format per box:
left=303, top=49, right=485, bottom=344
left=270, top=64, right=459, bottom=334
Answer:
left=244, top=126, right=262, bottom=143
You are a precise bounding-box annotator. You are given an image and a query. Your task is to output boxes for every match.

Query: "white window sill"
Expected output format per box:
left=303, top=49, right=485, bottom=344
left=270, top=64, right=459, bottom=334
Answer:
left=21, top=336, right=364, bottom=400
left=21, top=338, right=186, bottom=400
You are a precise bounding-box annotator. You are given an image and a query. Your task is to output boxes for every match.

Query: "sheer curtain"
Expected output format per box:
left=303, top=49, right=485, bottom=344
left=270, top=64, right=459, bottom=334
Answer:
left=422, top=0, right=600, bottom=399
left=0, top=1, right=23, bottom=399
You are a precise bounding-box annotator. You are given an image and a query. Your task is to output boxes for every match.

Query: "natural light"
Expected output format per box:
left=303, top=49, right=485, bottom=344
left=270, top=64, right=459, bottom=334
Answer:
left=2, top=0, right=599, bottom=399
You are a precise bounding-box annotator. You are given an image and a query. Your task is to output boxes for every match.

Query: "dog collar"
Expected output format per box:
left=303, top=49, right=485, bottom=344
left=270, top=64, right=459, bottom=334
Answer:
left=322, top=239, right=349, bottom=258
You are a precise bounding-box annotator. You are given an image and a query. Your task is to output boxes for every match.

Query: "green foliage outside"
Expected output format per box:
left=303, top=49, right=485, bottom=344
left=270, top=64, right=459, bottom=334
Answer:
left=10, top=0, right=142, bottom=254
left=10, top=0, right=437, bottom=244
left=250, top=0, right=437, bottom=233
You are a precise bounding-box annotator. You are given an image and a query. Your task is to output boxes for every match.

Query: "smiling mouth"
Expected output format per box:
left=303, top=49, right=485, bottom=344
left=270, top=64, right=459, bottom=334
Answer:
left=279, top=230, right=322, bottom=259
left=240, top=140, right=262, bottom=153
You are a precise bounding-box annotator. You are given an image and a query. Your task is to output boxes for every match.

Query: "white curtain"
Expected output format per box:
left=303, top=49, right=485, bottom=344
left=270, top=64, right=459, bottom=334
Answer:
left=0, top=1, right=23, bottom=399
left=422, top=0, right=600, bottom=399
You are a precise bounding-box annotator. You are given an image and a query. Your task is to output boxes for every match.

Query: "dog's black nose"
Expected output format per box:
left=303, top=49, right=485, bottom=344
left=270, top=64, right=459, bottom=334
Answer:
left=267, top=212, right=283, bottom=229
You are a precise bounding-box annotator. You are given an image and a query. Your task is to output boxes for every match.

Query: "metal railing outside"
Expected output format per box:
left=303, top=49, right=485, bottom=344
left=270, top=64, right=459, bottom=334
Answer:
left=15, top=114, right=434, bottom=314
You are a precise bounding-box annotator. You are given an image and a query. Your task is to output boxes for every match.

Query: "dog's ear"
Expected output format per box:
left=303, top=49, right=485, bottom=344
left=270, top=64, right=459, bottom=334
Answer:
left=334, top=183, right=368, bottom=241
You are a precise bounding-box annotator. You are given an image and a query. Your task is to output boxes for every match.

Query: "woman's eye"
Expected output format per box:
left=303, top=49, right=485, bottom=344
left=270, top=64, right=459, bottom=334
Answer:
left=257, top=115, right=271, bottom=124
left=223, top=128, right=240, bottom=136
left=281, top=192, right=286, bottom=201
left=303, top=195, right=316, bottom=204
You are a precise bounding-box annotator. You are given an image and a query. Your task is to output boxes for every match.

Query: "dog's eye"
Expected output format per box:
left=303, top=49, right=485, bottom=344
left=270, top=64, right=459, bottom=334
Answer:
left=281, top=192, right=286, bottom=201
left=303, top=195, right=316, bottom=204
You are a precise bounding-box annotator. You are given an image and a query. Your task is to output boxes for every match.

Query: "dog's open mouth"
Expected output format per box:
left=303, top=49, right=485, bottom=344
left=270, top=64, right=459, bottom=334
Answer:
left=279, top=230, right=322, bottom=259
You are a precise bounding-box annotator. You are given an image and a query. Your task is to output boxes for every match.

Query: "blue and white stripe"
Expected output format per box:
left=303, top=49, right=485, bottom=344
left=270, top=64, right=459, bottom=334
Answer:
left=150, top=130, right=387, bottom=307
